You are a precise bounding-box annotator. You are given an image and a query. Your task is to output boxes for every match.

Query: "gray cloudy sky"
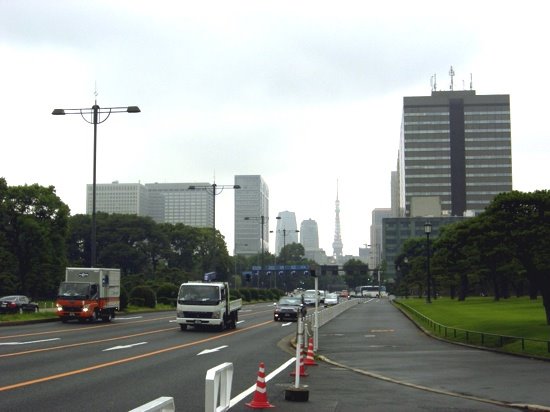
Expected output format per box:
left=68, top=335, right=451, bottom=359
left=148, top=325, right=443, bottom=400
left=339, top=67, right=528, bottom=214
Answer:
left=1, top=1, right=549, bottom=256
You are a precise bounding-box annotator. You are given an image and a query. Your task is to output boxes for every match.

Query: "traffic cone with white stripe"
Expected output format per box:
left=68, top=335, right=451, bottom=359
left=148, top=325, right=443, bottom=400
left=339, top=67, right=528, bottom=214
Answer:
left=304, top=337, right=318, bottom=366
left=246, top=362, right=275, bottom=409
left=290, top=342, right=308, bottom=377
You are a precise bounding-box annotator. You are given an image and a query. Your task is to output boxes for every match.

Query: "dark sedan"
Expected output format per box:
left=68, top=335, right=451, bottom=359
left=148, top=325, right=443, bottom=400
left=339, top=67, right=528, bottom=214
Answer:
left=273, top=296, right=306, bottom=321
left=0, top=295, right=39, bottom=314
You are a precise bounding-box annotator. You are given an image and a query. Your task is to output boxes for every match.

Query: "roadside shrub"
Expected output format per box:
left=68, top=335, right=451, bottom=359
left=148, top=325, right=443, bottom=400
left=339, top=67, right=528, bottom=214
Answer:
left=239, top=288, right=251, bottom=302
left=129, top=285, right=156, bottom=308
left=156, top=283, right=179, bottom=307
left=230, top=289, right=241, bottom=300
left=120, top=286, right=129, bottom=310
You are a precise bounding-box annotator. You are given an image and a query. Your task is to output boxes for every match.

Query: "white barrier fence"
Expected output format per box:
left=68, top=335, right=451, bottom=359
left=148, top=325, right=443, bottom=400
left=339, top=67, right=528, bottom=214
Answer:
left=128, top=396, right=175, bottom=412
left=205, top=362, right=234, bottom=412
left=304, top=296, right=362, bottom=327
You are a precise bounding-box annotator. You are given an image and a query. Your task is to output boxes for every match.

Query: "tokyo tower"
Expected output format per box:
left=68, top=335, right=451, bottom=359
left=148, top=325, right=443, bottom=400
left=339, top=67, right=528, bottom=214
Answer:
left=332, top=180, right=343, bottom=261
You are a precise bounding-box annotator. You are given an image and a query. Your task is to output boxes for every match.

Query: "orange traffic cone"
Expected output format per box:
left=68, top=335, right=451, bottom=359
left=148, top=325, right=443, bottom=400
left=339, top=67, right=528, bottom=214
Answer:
left=290, top=343, right=308, bottom=377
left=246, top=362, right=275, bottom=409
left=304, top=338, right=318, bottom=366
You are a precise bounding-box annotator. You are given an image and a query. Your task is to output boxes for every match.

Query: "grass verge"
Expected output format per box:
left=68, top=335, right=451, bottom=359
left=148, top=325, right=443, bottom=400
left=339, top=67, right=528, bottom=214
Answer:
left=394, top=296, right=550, bottom=359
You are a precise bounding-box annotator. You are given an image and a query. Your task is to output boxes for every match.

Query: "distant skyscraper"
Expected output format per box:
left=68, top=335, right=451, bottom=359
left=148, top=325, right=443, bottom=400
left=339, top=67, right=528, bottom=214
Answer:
left=87, top=182, right=149, bottom=216
left=332, top=182, right=343, bottom=261
left=300, top=219, right=319, bottom=251
left=399, top=87, right=512, bottom=217
left=234, top=175, right=269, bottom=256
left=86, top=181, right=213, bottom=227
left=145, top=182, right=213, bottom=226
left=275, top=211, right=299, bottom=254
left=370, top=208, right=392, bottom=269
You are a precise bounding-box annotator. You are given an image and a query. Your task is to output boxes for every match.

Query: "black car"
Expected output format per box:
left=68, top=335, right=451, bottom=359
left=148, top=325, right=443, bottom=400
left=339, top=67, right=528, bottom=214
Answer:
left=0, top=295, right=39, bottom=314
left=273, top=296, right=306, bottom=321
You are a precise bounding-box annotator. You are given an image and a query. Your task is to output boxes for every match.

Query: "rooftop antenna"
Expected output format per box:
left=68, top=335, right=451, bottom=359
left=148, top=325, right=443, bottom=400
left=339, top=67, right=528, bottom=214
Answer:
left=94, top=81, right=98, bottom=104
left=430, top=74, right=437, bottom=91
left=449, top=66, right=455, bottom=90
left=470, top=73, right=473, bottom=90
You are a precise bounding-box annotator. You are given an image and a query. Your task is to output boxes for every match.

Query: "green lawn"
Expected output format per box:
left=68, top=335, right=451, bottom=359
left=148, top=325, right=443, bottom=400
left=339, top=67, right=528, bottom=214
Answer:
left=395, top=296, right=550, bottom=358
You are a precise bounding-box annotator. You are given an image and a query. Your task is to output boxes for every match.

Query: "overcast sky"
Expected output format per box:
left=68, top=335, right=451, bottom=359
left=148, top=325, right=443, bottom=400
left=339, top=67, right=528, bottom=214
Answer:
left=2, top=1, right=549, bottom=256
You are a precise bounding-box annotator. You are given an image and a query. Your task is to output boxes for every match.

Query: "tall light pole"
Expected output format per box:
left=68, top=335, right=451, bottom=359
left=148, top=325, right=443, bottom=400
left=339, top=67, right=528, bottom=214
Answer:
left=188, top=183, right=240, bottom=274
left=424, top=221, right=432, bottom=304
left=52, top=101, right=140, bottom=267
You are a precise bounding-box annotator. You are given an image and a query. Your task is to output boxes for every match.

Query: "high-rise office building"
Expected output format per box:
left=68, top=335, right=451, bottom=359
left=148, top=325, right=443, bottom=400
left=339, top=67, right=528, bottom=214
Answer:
left=86, top=181, right=213, bottom=227
left=399, top=89, right=512, bottom=217
left=275, top=211, right=299, bottom=254
left=145, top=182, right=213, bottom=226
left=300, top=219, right=319, bottom=251
left=234, top=175, right=269, bottom=256
left=87, top=182, right=149, bottom=216
left=370, top=208, right=392, bottom=269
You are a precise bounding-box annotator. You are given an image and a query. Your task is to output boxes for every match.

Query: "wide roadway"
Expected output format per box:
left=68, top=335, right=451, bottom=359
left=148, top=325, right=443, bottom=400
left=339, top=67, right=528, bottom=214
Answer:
left=0, top=303, right=296, bottom=411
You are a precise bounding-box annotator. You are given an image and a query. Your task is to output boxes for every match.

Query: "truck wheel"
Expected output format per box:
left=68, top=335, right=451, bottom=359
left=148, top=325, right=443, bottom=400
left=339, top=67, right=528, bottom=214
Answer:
left=89, top=311, right=98, bottom=323
left=180, top=324, right=187, bottom=331
left=101, top=313, right=112, bottom=322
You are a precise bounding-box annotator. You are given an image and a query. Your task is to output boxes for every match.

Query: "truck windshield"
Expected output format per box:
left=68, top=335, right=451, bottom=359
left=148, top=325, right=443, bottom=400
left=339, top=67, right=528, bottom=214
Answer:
left=178, top=285, right=219, bottom=305
left=58, top=282, right=91, bottom=300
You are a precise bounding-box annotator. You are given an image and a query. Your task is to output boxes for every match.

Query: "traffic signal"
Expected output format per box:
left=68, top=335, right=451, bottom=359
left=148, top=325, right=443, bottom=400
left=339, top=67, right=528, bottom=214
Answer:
left=245, top=273, right=251, bottom=282
left=309, top=269, right=317, bottom=277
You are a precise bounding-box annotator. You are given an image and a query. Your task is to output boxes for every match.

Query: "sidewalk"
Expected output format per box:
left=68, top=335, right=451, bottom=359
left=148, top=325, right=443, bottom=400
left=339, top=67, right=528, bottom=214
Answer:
left=232, top=298, right=550, bottom=411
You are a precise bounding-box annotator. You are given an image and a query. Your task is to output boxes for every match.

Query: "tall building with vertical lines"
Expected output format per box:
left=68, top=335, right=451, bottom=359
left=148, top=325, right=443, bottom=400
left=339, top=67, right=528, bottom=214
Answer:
left=399, top=89, right=512, bottom=217
left=234, top=175, right=269, bottom=256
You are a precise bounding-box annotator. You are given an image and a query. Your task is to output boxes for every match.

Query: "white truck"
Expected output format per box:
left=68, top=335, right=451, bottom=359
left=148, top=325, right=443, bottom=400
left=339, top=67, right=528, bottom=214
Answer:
left=56, top=267, right=120, bottom=323
left=176, top=281, right=242, bottom=331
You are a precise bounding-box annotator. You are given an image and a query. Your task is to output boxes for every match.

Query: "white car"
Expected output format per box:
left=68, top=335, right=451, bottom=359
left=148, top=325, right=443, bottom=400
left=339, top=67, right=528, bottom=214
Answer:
left=324, top=293, right=339, bottom=306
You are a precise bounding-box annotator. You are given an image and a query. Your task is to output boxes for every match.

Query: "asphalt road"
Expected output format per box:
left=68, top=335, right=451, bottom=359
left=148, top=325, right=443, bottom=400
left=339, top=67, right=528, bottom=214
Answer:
left=3, top=299, right=550, bottom=411
left=0, top=303, right=297, bottom=411
left=234, top=298, right=550, bottom=412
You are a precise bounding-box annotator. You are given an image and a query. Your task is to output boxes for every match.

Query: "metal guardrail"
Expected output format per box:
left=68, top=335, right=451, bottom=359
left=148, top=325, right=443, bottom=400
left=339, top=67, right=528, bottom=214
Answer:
left=395, top=300, right=550, bottom=356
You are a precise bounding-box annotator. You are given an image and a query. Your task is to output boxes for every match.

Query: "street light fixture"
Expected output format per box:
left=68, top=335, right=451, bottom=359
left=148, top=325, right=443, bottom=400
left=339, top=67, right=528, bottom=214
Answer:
left=52, top=101, right=140, bottom=267
left=424, top=221, right=432, bottom=304
left=188, top=183, right=241, bottom=273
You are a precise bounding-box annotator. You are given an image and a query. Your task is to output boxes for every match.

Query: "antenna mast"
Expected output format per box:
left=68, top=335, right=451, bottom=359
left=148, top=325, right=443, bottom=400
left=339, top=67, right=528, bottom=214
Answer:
left=449, top=66, right=455, bottom=90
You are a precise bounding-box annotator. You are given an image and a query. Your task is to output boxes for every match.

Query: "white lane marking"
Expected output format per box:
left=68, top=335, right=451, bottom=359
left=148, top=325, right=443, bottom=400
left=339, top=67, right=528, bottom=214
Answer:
left=103, top=342, right=147, bottom=351
left=0, top=338, right=61, bottom=346
left=281, top=322, right=293, bottom=327
left=236, top=320, right=245, bottom=325
left=168, top=319, right=178, bottom=323
left=197, top=345, right=228, bottom=356
left=229, top=357, right=296, bottom=408
left=115, top=316, right=143, bottom=320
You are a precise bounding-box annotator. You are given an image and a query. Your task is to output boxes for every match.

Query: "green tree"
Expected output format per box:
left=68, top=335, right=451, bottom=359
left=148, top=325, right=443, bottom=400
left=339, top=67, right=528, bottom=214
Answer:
left=0, top=180, right=69, bottom=297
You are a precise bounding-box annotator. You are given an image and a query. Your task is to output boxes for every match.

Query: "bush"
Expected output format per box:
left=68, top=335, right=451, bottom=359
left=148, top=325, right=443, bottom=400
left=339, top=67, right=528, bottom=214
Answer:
left=120, top=286, right=129, bottom=310
left=156, top=283, right=179, bottom=301
left=129, top=285, right=156, bottom=308
left=239, top=288, right=251, bottom=302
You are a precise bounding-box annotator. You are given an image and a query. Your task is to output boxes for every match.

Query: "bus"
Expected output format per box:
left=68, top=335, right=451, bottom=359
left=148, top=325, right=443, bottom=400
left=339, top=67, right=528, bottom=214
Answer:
left=356, top=285, right=387, bottom=298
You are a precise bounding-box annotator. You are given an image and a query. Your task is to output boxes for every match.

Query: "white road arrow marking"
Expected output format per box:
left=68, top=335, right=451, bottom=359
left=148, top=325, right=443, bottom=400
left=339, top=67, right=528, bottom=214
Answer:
left=197, top=345, right=228, bottom=356
left=0, top=338, right=61, bottom=346
left=103, top=342, right=147, bottom=351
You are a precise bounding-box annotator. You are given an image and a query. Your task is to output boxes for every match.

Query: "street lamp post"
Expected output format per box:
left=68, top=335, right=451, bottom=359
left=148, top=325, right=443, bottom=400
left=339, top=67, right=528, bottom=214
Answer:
left=52, top=101, right=140, bottom=267
left=188, top=183, right=240, bottom=274
left=424, top=221, right=432, bottom=304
